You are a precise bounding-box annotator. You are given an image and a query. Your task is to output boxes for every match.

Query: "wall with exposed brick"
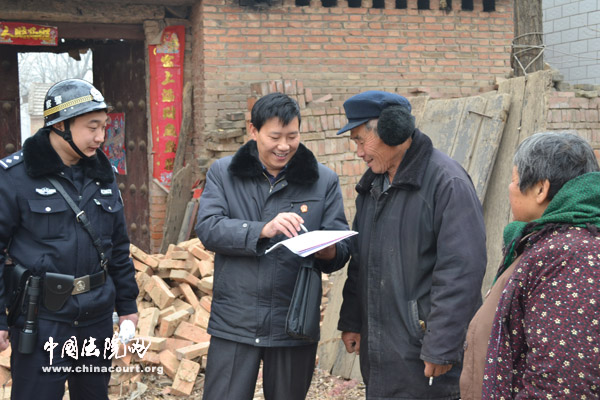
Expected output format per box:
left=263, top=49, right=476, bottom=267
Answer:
left=179, top=0, right=515, bottom=248
left=191, top=0, right=514, bottom=154
left=201, top=78, right=364, bottom=220
left=547, top=90, right=600, bottom=155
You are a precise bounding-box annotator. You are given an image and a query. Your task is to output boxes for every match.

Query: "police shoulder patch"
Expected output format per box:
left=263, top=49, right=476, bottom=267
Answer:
left=0, top=150, right=24, bottom=170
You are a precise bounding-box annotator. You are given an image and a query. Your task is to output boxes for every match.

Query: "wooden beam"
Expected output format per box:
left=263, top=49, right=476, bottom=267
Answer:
left=512, top=0, right=543, bottom=76
left=91, top=0, right=197, bottom=4
left=0, top=0, right=165, bottom=24
left=56, top=22, right=144, bottom=40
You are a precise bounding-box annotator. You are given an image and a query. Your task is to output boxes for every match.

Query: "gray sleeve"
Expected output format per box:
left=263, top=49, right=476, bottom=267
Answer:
left=195, top=161, right=265, bottom=256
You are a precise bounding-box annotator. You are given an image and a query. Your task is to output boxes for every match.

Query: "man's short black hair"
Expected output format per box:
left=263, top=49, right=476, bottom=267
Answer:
left=250, top=92, right=301, bottom=132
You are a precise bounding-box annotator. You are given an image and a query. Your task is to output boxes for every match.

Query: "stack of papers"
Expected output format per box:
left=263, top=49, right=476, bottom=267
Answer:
left=265, top=230, right=358, bottom=257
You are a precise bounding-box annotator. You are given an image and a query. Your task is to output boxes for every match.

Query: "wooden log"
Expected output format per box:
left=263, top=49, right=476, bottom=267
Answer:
left=160, top=83, right=195, bottom=252
left=0, top=0, right=165, bottom=24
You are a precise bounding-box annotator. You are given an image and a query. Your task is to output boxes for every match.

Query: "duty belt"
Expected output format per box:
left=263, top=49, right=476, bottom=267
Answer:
left=72, top=270, right=106, bottom=295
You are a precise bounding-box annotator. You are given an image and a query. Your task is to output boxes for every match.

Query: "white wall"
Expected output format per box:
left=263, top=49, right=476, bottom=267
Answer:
left=544, top=0, right=600, bottom=84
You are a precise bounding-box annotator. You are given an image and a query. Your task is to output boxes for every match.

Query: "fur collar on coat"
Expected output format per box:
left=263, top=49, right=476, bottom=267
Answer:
left=23, top=127, right=115, bottom=183
left=228, top=140, right=319, bottom=185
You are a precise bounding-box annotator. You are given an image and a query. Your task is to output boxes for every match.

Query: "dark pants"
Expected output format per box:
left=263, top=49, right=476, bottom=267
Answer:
left=9, top=315, right=113, bottom=400
left=202, top=336, right=318, bottom=400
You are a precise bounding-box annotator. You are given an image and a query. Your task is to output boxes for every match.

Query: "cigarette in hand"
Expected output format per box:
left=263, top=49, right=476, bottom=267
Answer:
left=429, top=377, right=433, bottom=386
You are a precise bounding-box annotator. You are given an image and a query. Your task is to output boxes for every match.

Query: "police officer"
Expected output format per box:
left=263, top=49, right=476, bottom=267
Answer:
left=0, top=79, right=139, bottom=399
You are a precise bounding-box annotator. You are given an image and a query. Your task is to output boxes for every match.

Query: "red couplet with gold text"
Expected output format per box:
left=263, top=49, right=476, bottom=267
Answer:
left=148, top=25, right=185, bottom=188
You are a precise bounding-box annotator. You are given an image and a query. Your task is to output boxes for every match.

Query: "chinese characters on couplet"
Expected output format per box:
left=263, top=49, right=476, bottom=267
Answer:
left=0, top=22, right=58, bottom=46
left=148, top=26, right=185, bottom=187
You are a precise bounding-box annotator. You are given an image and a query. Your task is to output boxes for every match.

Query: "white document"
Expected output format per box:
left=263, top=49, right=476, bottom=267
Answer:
left=265, top=230, right=358, bottom=257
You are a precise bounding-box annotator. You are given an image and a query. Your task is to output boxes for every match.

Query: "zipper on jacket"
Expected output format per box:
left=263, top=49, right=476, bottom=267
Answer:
left=263, top=173, right=285, bottom=193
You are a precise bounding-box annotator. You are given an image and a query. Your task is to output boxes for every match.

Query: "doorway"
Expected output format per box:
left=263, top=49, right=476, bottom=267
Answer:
left=0, top=25, right=151, bottom=251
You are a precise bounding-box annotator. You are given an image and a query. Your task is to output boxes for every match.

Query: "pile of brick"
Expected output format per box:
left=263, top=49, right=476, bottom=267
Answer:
left=109, top=238, right=215, bottom=397
left=0, top=238, right=333, bottom=398
left=115, top=239, right=333, bottom=397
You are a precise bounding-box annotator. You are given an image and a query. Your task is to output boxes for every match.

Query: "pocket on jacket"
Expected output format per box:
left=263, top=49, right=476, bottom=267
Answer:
left=287, top=198, right=323, bottom=229
left=95, top=198, right=123, bottom=237
left=27, top=198, right=69, bottom=240
left=407, top=299, right=425, bottom=343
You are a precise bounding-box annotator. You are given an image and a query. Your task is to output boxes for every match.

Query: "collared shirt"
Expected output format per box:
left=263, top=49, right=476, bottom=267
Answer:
left=262, top=164, right=287, bottom=185
left=61, top=162, right=86, bottom=194
left=382, top=173, right=391, bottom=192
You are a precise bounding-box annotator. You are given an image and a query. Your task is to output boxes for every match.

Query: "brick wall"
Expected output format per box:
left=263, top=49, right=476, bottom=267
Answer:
left=191, top=0, right=514, bottom=156
left=204, top=79, right=363, bottom=220
left=547, top=90, right=600, bottom=154
left=182, top=0, right=515, bottom=239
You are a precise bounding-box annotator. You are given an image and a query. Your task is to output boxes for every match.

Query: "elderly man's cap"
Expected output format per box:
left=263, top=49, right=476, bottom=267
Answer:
left=336, top=90, right=412, bottom=135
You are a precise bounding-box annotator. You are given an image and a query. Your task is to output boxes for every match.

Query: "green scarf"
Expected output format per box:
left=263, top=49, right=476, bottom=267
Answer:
left=497, top=172, right=600, bottom=282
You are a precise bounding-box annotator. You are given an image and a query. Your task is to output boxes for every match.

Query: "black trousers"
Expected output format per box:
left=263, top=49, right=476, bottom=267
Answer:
left=202, top=336, right=318, bottom=400
left=9, top=315, right=113, bottom=400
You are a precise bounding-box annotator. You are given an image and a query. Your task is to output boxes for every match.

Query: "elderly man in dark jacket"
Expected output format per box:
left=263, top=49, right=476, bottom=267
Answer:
left=195, top=92, right=350, bottom=400
left=337, top=91, right=487, bottom=400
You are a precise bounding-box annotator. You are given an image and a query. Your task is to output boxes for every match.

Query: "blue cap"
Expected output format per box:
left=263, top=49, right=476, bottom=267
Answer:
left=336, top=90, right=412, bottom=135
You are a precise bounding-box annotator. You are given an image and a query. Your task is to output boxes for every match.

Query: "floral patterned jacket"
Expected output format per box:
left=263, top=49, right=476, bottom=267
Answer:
left=482, top=225, right=600, bottom=399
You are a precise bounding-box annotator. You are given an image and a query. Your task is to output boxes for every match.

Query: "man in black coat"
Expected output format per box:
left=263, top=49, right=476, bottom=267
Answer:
left=337, top=91, right=487, bottom=399
left=195, top=92, right=350, bottom=400
left=0, top=79, right=138, bottom=399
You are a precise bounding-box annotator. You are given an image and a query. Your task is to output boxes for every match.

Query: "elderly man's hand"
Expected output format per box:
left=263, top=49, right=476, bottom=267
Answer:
left=423, top=361, right=452, bottom=378
left=0, top=331, right=8, bottom=351
left=342, top=331, right=361, bottom=355
left=314, top=244, right=336, bottom=261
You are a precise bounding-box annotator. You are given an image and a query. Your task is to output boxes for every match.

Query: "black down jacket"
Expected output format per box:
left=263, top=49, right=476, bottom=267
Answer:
left=196, top=141, right=350, bottom=347
left=338, top=129, right=487, bottom=399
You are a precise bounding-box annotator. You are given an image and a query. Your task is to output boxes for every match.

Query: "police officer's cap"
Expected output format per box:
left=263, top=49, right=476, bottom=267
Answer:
left=43, top=79, right=108, bottom=127
left=336, top=90, right=412, bottom=135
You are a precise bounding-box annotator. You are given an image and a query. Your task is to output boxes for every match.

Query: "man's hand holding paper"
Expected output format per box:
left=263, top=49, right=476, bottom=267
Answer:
left=265, top=228, right=358, bottom=257
left=260, top=212, right=305, bottom=239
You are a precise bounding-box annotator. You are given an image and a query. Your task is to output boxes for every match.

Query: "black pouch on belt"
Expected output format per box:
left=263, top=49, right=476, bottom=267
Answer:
left=43, top=273, right=74, bottom=312
left=4, top=263, right=32, bottom=326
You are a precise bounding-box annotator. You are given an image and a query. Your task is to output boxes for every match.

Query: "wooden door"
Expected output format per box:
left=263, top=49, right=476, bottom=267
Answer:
left=93, top=41, right=150, bottom=252
left=0, top=46, right=21, bottom=158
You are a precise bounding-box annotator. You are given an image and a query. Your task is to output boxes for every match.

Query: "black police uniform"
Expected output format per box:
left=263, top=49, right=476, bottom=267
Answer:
left=0, top=128, right=139, bottom=399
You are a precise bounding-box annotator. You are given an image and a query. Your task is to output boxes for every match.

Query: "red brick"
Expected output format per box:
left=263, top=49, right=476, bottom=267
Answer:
left=159, top=349, right=180, bottom=379
left=175, top=342, right=210, bottom=361
left=191, top=305, right=211, bottom=329
left=137, top=307, right=160, bottom=337
left=158, top=309, right=191, bottom=337
left=179, top=282, right=201, bottom=309
left=145, top=276, right=176, bottom=309
left=173, top=321, right=211, bottom=343
left=171, top=359, right=200, bottom=396
left=200, top=296, right=212, bottom=313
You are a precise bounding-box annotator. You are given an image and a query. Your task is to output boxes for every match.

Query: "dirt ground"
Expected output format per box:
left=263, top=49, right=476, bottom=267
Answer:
left=110, top=366, right=365, bottom=399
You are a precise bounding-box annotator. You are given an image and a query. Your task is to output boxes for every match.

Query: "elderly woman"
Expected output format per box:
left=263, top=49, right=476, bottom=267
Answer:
left=460, top=131, right=600, bottom=399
